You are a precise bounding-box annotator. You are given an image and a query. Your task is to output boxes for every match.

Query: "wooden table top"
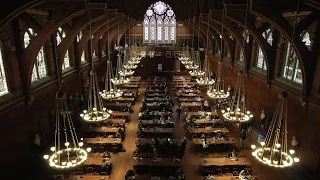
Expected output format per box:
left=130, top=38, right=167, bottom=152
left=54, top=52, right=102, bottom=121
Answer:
left=115, top=97, right=135, bottom=101
left=187, top=111, right=218, bottom=116
left=111, top=111, right=130, bottom=117
left=85, top=127, right=120, bottom=133
left=136, top=138, right=167, bottom=145
left=189, top=127, right=229, bottom=134
left=84, top=137, right=122, bottom=144
left=181, top=102, right=202, bottom=107
left=200, top=157, right=251, bottom=166
left=207, top=175, right=257, bottom=180
left=84, top=156, right=111, bottom=165
left=192, top=138, right=236, bottom=145
left=179, top=97, right=201, bottom=102
left=139, top=120, right=174, bottom=125
left=192, top=119, right=223, bottom=124
left=134, top=157, right=180, bottom=166
left=106, top=118, right=126, bottom=124
left=181, top=93, right=198, bottom=97
left=66, top=175, right=109, bottom=180
left=141, top=127, right=175, bottom=133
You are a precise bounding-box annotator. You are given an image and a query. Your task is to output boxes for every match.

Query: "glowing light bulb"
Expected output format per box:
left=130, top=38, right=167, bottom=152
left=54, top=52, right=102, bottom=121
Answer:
left=86, top=147, right=92, bottom=152
left=65, top=142, right=70, bottom=147
left=79, top=142, right=84, bottom=147
left=251, top=145, right=256, bottom=149
left=50, top=147, right=56, bottom=151
left=294, top=157, right=300, bottom=162
left=43, top=155, right=49, bottom=160
left=289, top=150, right=295, bottom=154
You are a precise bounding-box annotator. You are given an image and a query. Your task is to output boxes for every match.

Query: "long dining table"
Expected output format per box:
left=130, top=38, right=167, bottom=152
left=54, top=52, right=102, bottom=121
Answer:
left=200, top=157, right=251, bottom=167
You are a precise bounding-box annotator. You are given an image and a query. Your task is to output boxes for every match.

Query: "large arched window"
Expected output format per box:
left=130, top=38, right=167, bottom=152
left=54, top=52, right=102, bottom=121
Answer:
left=24, top=28, right=47, bottom=82
left=0, top=43, right=8, bottom=96
left=143, top=1, right=176, bottom=44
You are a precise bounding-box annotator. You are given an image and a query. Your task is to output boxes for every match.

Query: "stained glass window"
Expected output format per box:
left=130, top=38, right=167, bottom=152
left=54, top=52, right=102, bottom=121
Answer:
left=256, top=46, right=267, bottom=70
left=301, top=31, right=311, bottom=50
left=262, top=28, right=273, bottom=46
left=0, top=44, right=8, bottom=96
left=31, top=47, right=47, bottom=82
left=143, top=1, right=176, bottom=44
left=62, top=50, right=70, bottom=70
left=283, top=43, right=302, bottom=84
left=81, top=51, right=85, bottom=62
left=56, top=27, right=66, bottom=46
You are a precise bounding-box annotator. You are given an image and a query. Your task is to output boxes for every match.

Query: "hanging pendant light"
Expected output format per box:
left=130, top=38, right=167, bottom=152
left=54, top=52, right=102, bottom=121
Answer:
left=100, top=60, right=123, bottom=99
left=80, top=5, right=111, bottom=122
left=207, top=61, right=230, bottom=99
left=196, top=56, right=215, bottom=85
left=220, top=70, right=253, bottom=122
left=251, top=91, right=299, bottom=167
left=44, top=91, right=90, bottom=168
left=119, top=26, right=135, bottom=77
left=111, top=50, right=130, bottom=85
left=251, top=0, right=300, bottom=168
left=196, top=14, right=215, bottom=86
left=44, top=21, right=89, bottom=168
left=220, top=0, right=253, bottom=123
left=207, top=7, right=229, bottom=99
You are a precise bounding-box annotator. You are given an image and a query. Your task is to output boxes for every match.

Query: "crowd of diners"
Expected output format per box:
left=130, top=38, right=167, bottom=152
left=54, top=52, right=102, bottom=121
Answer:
left=170, top=75, right=257, bottom=180
left=133, top=76, right=186, bottom=179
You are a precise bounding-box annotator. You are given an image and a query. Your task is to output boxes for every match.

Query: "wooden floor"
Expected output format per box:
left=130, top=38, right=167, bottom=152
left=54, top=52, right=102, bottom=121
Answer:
left=100, top=80, right=307, bottom=180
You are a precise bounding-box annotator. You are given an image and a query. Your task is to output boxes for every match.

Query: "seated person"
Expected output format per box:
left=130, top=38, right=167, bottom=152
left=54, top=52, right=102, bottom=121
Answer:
left=137, top=126, right=143, bottom=134
left=201, top=133, right=206, bottom=140
left=133, top=148, right=140, bottom=160
left=101, top=159, right=110, bottom=171
left=206, top=115, right=211, bottom=120
left=102, top=150, right=111, bottom=159
left=161, top=110, right=168, bottom=117
left=201, top=111, right=206, bottom=118
left=114, top=132, right=122, bottom=139
left=239, top=170, right=250, bottom=179
left=204, top=100, right=209, bottom=107
left=228, top=149, right=237, bottom=159
left=211, top=118, right=217, bottom=127
left=205, top=174, right=215, bottom=180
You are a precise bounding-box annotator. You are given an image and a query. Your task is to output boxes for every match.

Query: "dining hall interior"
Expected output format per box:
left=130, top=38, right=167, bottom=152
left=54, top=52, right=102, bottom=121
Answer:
left=0, top=0, right=319, bottom=180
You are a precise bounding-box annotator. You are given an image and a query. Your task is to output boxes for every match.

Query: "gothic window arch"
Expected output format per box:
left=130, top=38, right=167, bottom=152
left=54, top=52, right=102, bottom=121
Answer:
left=282, top=41, right=302, bottom=84
left=300, top=30, right=311, bottom=50
left=62, top=50, right=70, bottom=70
left=262, top=28, right=273, bottom=46
left=0, top=42, right=8, bottom=96
left=24, top=28, right=48, bottom=82
left=239, top=49, right=244, bottom=61
left=256, top=46, right=267, bottom=70
left=143, top=1, right=176, bottom=44
left=56, top=27, right=66, bottom=46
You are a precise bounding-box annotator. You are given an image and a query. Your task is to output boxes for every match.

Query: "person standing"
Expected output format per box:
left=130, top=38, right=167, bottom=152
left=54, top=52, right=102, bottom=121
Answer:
left=239, top=129, right=247, bottom=149
left=176, top=106, right=182, bottom=122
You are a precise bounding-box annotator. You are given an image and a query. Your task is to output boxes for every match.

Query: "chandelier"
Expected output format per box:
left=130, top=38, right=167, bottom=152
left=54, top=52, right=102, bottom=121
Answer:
left=112, top=48, right=130, bottom=85
left=43, top=21, right=89, bottom=168
left=251, top=91, right=300, bottom=167
left=80, top=70, right=112, bottom=121
left=251, top=0, right=300, bottom=167
left=220, top=0, right=253, bottom=123
left=128, top=57, right=141, bottom=64
left=207, top=9, right=229, bottom=99
left=207, top=61, right=230, bottom=99
left=220, top=71, right=253, bottom=122
left=119, top=69, right=135, bottom=76
left=195, top=55, right=215, bottom=86
left=119, top=46, right=135, bottom=76
left=44, top=91, right=90, bottom=168
left=100, top=60, right=123, bottom=99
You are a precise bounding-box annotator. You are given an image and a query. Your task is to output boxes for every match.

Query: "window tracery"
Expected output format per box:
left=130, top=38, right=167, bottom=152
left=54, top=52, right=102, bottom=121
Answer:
left=81, top=51, right=85, bottom=62
left=143, top=1, right=176, bottom=44
left=24, top=28, right=37, bottom=48
left=77, top=31, right=83, bottom=42
left=301, top=31, right=311, bottom=50
left=242, top=30, right=249, bottom=43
